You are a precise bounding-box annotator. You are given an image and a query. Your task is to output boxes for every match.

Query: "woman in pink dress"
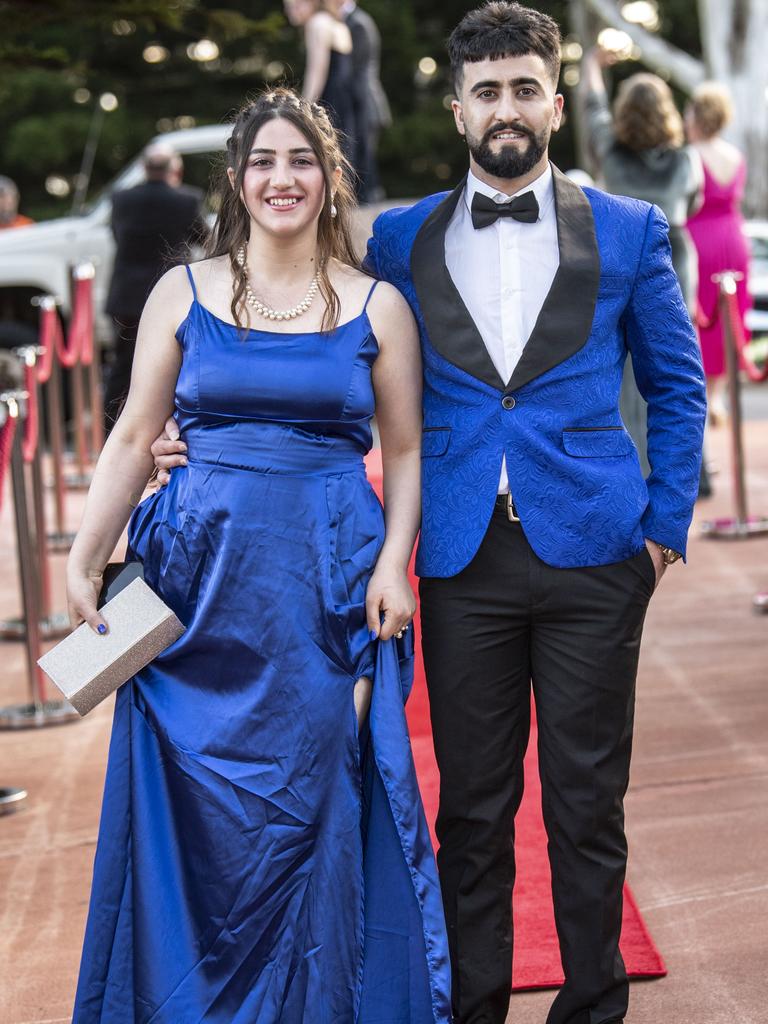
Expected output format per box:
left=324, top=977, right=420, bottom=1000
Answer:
left=686, top=82, right=752, bottom=425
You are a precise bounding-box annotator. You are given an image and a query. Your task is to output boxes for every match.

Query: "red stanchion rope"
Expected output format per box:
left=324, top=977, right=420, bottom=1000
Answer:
left=722, top=286, right=768, bottom=384
left=54, top=311, right=80, bottom=368
left=71, top=276, right=95, bottom=367
left=695, top=284, right=768, bottom=384
left=21, top=361, right=39, bottom=464
left=36, top=303, right=59, bottom=385
left=0, top=412, right=16, bottom=512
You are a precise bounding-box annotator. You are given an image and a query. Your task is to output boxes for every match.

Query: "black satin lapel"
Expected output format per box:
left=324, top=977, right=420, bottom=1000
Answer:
left=411, top=176, right=506, bottom=392
left=505, top=165, right=601, bottom=393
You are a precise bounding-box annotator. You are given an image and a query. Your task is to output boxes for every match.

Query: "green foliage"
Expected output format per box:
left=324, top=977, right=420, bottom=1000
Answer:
left=0, top=0, right=698, bottom=219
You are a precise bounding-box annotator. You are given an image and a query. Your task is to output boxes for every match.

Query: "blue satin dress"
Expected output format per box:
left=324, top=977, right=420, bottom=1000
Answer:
left=73, top=267, right=451, bottom=1023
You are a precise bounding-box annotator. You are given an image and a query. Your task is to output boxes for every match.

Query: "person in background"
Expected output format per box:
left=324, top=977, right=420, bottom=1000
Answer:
left=582, top=45, right=703, bottom=476
left=340, top=0, right=391, bottom=203
left=0, top=176, right=37, bottom=349
left=686, top=81, right=752, bottom=427
left=103, top=144, right=205, bottom=432
left=0, top=176, right=33, bottom=229
left=283, top=0, right=357, bottom=162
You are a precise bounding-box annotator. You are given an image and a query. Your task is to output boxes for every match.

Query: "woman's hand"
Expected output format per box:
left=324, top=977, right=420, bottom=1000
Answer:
left=67, top=567, right=107, bottom=634
left=150, top=416, right=187, bottom=487
left=365, top=563, right=416, bottom=642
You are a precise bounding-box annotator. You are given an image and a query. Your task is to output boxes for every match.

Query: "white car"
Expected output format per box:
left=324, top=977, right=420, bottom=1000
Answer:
left=744, top=219, right=768, bottom=335
left=0, top=124, right=230, bottom=345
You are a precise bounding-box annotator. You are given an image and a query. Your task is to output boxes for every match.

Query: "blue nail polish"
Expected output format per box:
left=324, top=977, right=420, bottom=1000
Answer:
left=369, top=629, right=377, bottom=641
left=97, top=624, right=107, bottom=635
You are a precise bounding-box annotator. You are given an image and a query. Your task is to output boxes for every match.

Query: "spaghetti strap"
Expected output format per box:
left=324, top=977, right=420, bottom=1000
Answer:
left=184, top=264, right=198, bottom=301
left=362, top=279, right=379, bottom=314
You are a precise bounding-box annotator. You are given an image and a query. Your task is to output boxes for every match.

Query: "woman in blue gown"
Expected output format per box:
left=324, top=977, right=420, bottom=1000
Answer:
left=66, top=89, right=451, bottom=1023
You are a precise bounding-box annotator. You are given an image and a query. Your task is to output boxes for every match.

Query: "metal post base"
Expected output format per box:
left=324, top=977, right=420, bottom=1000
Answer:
left=700, top=515, right=768, bottom=539
left=0, top=700, right=80, bottom=729
left=0, top=612, right=72, bottom=642
left=0, top=786, right=28, bottom=815
left=47, top=530, right=76, bottom=551
left=753, top=592, right=768, bottom=614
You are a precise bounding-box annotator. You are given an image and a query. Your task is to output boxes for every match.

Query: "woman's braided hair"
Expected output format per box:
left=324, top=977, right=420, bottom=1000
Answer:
left=207, top=88, right=359, bottom=333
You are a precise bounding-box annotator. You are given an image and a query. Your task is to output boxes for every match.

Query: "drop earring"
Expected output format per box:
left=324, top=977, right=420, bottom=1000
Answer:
left=330, top=196, right=338, bottom=218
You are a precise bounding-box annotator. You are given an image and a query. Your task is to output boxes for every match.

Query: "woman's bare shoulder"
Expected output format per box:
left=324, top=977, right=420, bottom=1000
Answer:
left=307, top=11, right=335, bottom=39
left=331, top=263, right=403, bottom=306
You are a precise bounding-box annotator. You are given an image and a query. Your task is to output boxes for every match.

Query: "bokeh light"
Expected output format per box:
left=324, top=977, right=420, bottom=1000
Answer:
left=563, top=66, right=580, bottom=87
left=99, top=93, right=119, bottom=112
left=45, top=175, right=71, bottom=197
left=597, top=28, right=635, bottom=60
left=143, top=44, right=170, bottom=64
left=621, top=1, right=661, bottom=31
left=187, top=39, right=220, bottom=63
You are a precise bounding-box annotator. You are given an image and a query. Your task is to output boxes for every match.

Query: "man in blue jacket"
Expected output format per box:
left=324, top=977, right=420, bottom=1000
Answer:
left=151, top=4, right=705, bottom=1021
left=364, top=4, right=704, bottom=1023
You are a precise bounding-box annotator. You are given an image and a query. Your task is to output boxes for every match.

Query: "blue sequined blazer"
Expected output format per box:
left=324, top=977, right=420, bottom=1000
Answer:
left=365, top=165, right=706, bottom=577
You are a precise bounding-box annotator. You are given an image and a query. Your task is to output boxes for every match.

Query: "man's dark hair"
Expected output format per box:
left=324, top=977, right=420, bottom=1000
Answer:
left=448, top=1, right=562, bottom=92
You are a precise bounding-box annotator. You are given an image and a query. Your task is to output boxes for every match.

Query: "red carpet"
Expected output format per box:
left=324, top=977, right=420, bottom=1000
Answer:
left=366, top=453, right=666, bottom=990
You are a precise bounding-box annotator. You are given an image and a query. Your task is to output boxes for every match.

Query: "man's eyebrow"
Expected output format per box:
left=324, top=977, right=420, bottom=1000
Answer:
left=470, top=76, right=543, bottom=93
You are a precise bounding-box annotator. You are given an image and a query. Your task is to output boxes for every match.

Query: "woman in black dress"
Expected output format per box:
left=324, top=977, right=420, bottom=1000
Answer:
left=283, top=0, right=357, bottom=160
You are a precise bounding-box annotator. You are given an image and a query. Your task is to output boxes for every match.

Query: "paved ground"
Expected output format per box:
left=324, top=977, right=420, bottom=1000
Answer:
left=0, top=398, right=766, bottom=1024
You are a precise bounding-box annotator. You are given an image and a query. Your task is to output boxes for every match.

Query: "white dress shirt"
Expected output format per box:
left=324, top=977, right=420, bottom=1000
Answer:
left=445, top=164, right=559, bottom=493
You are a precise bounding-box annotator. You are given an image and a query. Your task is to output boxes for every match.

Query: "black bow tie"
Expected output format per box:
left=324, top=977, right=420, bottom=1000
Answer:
left=470, top=190, right=540, bottom=229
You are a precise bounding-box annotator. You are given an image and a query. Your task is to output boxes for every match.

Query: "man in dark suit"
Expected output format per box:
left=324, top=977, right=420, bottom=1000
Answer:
left=104, top=145, right=205, bottom=430
left=340, top=0, right=391, bottom=202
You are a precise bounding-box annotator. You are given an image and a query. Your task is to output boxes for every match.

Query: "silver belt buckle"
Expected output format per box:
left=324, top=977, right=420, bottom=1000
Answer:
left=506, top=493, right=520, bottom=522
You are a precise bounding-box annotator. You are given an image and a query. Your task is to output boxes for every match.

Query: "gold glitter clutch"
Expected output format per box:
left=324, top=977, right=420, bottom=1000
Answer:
left=38, top=577, right=185, bottom=716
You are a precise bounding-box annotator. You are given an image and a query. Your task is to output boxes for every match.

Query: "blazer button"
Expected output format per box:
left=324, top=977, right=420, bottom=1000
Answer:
left=501, top=395, right=516, bottom=410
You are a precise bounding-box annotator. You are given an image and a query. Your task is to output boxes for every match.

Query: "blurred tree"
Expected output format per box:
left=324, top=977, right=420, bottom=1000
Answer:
left=0, top=1, right=739, bottom=218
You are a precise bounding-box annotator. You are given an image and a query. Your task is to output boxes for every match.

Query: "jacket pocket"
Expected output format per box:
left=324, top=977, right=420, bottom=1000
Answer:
left=422, top=426, right=451, bottom=458
left=562, top=426, right=634, bottom=458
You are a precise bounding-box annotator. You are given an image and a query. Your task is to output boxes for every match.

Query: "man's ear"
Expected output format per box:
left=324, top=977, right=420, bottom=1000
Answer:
left=451, top=98, right=466, bottom=137
left=551, top=93, right=565, bottom=134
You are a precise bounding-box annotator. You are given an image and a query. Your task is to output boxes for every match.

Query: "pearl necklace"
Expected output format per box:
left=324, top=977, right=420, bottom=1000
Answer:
left=235, top=245, right=319, bottom=322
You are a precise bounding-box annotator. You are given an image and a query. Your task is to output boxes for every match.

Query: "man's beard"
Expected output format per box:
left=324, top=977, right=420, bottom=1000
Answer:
left=466, top=121, right=548, bottom=180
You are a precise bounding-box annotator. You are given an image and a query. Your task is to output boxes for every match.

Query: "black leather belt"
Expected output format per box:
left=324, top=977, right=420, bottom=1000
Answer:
left=494, top=492, right=521, bottom=522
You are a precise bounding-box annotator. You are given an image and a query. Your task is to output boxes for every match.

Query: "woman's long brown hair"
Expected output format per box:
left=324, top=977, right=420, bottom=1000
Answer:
left=206, top=88, right=359, bottom=333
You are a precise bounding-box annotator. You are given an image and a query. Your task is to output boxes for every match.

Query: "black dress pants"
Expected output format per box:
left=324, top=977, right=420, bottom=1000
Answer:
left=419, top=506, right=655, bottom=1024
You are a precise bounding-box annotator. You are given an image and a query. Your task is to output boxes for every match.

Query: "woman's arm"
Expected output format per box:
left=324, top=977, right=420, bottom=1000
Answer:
left=302, top=12, right=334, bottom=103
left=66, top=266, right=186, bottom=631
left=685, top=144, right=705, bottom=218
left=366, top=281, right=422, bottom=641
left=580, top=46, right=617, bottom=166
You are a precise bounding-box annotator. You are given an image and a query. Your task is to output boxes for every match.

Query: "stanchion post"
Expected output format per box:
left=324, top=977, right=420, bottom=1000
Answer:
left=46, top=353, right=74, bottom=549
left=0, top=347, right=71, bottom=643
left=700, top=271, right=768, bottom=540
left=87, top=338, right=104, bottom=461
left=64, top=264, right=96, bottom=489
left=69, top=360, right=89, bottom=481
left=0, top=391, right=79, bottom=729
left=722, top=274, right=748, bottom=524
